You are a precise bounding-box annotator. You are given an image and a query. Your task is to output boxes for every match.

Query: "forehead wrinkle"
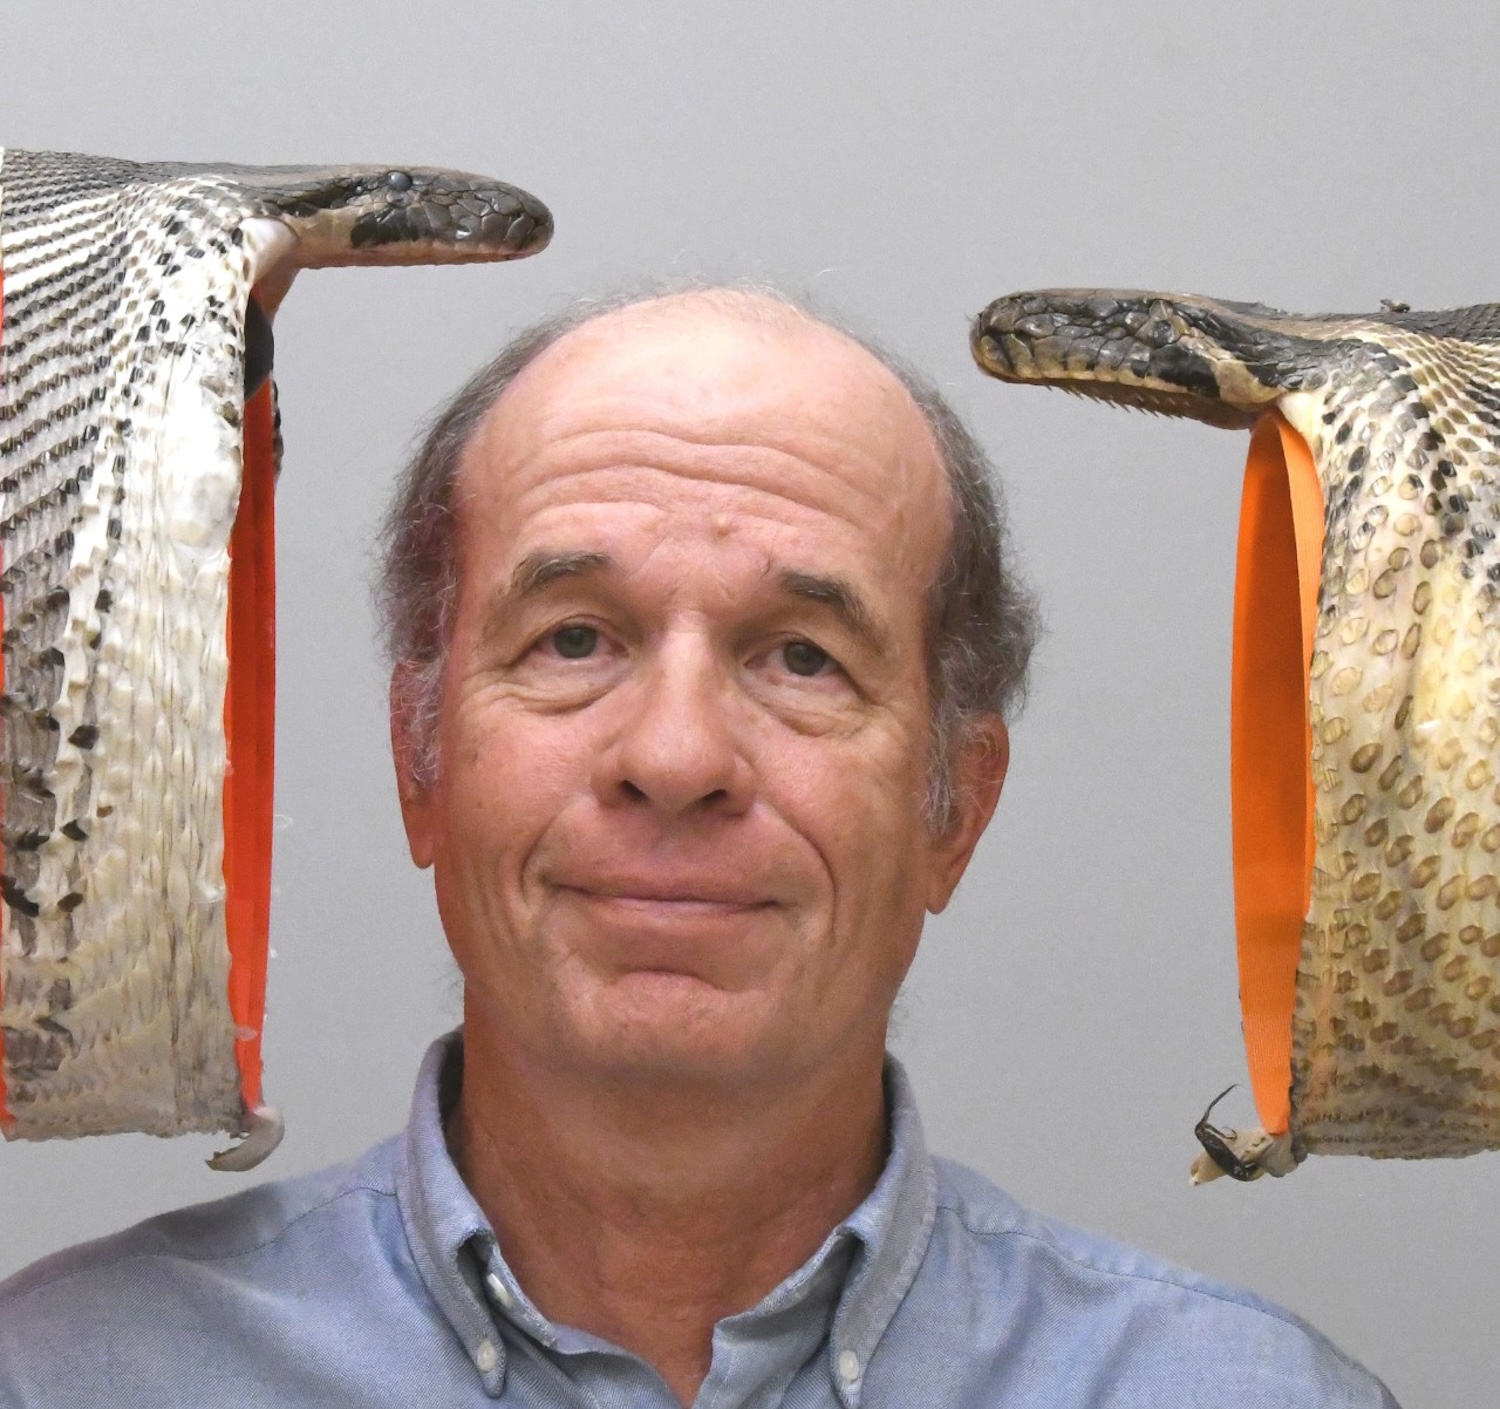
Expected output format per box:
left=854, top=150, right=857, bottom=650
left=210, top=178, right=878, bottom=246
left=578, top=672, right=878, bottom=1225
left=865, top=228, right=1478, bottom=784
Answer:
left=457, top=303, right=954, bottom=642
left=502, top=425, right=902, bottom=522
left=480, top=326, right=938, bottom=508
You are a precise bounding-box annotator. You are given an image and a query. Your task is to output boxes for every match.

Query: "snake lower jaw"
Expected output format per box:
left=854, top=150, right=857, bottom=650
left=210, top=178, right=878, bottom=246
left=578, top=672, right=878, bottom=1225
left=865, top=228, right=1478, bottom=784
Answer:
left=289, top=206, right=553, bottom=268
left=207, top=1104, right=285, bottom=1172
left=0, top=148, right=557, bottom=1155
left=970, top=350, right=1263, bottom=430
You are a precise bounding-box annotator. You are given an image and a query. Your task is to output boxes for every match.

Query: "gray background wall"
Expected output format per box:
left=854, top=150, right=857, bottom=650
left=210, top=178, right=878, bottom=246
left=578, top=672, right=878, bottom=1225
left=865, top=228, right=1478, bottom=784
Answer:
left=1, top=3, right=1493, bottom=1403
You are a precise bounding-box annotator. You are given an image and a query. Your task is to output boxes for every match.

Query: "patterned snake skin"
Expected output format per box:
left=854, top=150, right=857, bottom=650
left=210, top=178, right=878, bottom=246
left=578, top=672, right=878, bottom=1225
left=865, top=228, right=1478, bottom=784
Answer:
left=973, top=290, right=1500, bottom=1174
left=0, top=149, right=550, bottom=1163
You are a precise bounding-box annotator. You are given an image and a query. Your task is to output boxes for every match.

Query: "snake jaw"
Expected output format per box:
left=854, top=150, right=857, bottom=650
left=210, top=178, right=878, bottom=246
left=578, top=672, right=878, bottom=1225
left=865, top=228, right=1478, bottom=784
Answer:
left=240, top=216, right=302, bottom=318
left=0, top=149, right=555, bottom=1156
left=243, top=165, right=554, bottom=268
left=206, top=1104, right=285, bottom=1172
left=971, top=289, right=1324, bottom=430
left=976, top=281, right=1500, bottom=1171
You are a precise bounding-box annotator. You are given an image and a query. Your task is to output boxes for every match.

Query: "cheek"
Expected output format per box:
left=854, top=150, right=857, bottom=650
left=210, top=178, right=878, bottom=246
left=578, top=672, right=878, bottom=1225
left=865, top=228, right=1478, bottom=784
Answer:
left=437, top=699, right=592, bottom=874
left=429, top=710, right=596, bottom=987
left=773, top=725, right=933, bottom=916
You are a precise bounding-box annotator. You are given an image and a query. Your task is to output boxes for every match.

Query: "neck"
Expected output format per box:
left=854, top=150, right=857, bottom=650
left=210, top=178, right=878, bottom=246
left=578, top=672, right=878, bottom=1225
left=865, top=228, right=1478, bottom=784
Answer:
left=448, top=1005, right=889, bottom=1407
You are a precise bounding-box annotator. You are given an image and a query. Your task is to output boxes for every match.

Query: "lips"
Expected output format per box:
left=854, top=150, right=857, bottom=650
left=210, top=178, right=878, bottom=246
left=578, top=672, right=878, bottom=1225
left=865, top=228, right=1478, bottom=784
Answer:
left=544, top=870, right=785, bottom=985
left=537, top=828, right=808, bottom=919
left=552, top=876, right=775, bottom=908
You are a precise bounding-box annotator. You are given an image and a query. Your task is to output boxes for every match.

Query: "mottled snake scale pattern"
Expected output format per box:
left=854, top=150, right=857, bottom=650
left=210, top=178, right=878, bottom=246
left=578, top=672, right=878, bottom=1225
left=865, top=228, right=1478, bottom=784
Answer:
left=974, top=290, right=1500, bottom=1174
left=0, top=148, right=549, bottom=1161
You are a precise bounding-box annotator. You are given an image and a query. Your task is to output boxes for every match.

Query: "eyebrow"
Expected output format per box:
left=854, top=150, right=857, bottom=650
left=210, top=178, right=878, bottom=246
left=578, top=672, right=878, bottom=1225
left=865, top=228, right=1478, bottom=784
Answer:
left=509, top=549, right=614, bottom=598
left=778, top=569, right=890, bottom=655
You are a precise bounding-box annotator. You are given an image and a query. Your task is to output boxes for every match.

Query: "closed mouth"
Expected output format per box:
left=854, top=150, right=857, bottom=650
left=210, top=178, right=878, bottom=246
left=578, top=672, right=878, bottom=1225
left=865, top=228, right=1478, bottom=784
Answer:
left=560, top=885, right=772, bottom=911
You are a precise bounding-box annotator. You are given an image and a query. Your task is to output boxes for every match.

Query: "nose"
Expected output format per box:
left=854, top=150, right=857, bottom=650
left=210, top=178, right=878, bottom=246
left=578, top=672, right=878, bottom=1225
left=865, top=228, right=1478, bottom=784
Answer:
left=592, top=632, right=754, bottom=817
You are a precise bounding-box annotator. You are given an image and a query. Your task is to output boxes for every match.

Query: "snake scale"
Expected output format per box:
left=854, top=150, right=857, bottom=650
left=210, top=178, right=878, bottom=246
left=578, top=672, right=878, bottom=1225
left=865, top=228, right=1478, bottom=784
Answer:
left=973, top=289, right=1500, bottom=1177
left=0, top=148, right=550, bottom=1165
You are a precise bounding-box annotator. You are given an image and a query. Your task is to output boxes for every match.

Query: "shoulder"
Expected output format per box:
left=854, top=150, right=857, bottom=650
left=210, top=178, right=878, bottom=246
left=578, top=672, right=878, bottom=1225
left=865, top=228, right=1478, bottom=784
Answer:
left=927, top=1154, right=1298, bottom=1315
left=884, top=1157, right=1398, bottom=1406
left=0, top=1137, right=409, bottom=1406
left=0, top=1136, right=400, bottom=1302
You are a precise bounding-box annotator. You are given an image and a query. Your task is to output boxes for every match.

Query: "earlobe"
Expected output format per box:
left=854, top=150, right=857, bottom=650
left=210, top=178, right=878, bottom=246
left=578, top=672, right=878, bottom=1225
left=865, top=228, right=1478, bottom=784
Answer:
left=926, top=717, right=1009, bottom=913
left=390, top=662, right=437, bottom=870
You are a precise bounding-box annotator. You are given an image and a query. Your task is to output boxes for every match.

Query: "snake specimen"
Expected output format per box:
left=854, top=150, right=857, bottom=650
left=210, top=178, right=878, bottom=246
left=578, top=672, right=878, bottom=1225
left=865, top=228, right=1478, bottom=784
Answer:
left=973, top=290, right=1500, bottom=1177
left=0, top=149, right=550, bottom=1166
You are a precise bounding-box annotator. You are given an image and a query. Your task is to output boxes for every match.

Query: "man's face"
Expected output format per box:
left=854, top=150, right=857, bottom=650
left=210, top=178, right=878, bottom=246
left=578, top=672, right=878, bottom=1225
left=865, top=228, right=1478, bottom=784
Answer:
left=395, top=298, right=1005, bottom=1091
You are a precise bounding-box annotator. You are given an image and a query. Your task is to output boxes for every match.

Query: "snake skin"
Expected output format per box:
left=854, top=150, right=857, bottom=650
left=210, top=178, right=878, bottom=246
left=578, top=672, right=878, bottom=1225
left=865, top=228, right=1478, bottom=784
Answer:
left=0, top=148, right=550, bottom=1150
left=973, top=290, right=1500, bottom=1167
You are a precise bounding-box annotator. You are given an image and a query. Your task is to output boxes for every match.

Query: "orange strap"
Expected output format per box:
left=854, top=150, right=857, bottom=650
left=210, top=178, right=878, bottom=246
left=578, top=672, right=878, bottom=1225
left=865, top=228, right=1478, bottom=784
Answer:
left=1230, top=410, right=1323, bottom=1135
left=223, top=381, right=277, bottom=1112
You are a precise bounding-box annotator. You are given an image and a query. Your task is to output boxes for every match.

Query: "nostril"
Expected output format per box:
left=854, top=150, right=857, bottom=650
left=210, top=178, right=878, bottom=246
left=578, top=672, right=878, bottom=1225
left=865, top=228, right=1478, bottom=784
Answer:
left=621, top=780, right=647, bottom=802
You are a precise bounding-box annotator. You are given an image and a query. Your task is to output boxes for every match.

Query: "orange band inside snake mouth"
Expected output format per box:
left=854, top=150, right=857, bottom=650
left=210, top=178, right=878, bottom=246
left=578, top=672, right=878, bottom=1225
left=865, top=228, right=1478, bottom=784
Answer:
left=1231, top=411, right=1324, bottom=1137
left=224, top=379, right=277, bottom=1114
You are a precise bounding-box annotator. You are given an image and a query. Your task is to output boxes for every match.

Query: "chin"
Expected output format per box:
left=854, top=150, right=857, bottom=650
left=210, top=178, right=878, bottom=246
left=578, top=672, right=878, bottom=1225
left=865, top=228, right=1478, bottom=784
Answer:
left=565, top=975, right=788, bottom=1086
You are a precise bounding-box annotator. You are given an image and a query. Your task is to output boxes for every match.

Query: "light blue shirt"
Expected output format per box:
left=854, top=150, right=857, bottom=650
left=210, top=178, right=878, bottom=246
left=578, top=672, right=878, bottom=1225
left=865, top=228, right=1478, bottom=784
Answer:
left=0, top=1032, right=1396, bottom=1407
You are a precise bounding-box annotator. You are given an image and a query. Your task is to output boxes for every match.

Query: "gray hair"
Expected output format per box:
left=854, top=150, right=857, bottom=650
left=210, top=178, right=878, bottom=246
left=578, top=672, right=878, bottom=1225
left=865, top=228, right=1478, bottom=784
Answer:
left=377, top=284, right=1038, bottom=829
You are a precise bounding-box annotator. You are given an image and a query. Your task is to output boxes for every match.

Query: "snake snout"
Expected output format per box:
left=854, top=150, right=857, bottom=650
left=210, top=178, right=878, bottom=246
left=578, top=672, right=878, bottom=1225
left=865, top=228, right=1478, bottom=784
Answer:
left=971, top=288, right=1269, bottom=428
left=509, top=189, right=554, bottom=253
left=971, top=291, right=1066, bottom=382
left=972, top=290, right=1164, bottom=384
left=247, top=163, right=556, bottom=268
left=339, top=171, right=553, bottom=261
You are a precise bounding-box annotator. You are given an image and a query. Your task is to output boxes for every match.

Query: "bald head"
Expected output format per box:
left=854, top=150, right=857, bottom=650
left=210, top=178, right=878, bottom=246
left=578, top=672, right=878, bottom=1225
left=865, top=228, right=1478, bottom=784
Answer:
left=457, top=292, right=950, bottom=593
left=484, top=290, right=940, bottom=469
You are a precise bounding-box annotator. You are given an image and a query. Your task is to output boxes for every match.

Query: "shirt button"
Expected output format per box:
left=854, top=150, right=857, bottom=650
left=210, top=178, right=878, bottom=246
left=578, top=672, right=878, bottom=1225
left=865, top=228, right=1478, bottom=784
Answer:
left=485, top=1271, right=515, bottom=1310
left=475, top=1338, right=499, bottom=1374
left=836, top=1349, right=861, bottom=1384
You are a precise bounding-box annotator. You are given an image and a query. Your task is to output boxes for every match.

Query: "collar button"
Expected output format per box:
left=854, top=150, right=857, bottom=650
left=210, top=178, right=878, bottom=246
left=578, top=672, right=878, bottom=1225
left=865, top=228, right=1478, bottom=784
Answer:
left=485, top=1270, right=515, bottom=1310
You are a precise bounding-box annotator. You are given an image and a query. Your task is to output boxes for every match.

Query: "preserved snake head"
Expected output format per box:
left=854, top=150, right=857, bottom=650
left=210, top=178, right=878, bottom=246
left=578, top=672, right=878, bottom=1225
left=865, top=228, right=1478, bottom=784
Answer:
left=0, top=148, right=551, bottom=1167
left=973, top=289, right=1500, bottom=1179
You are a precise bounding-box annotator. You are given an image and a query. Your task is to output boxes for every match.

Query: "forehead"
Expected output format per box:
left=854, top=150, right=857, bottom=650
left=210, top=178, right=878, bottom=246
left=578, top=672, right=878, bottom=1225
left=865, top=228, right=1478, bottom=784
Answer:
left=454, top=296, right=951, bottom=582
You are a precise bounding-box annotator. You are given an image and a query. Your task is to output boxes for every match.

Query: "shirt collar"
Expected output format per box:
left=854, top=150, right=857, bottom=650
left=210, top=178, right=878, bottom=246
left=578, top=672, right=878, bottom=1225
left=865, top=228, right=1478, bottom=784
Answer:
left=395, top=1032, right=512, bottom=1395
left=824, top=1056, right=937, bottom=1406
left=396, top=1030, right=936, bottom=1404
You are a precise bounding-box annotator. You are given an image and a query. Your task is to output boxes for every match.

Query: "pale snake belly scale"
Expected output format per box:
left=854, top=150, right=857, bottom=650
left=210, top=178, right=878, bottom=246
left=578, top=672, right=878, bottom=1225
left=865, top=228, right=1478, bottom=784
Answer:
left=973, top=291, right=1500, bottom=1178
left=0, top=148, right=550, bottom=1166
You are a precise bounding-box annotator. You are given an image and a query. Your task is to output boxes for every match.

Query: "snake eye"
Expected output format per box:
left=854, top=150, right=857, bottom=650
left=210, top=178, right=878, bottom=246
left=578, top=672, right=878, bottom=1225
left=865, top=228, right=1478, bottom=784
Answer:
left=385, top=170, right=413, bottom=192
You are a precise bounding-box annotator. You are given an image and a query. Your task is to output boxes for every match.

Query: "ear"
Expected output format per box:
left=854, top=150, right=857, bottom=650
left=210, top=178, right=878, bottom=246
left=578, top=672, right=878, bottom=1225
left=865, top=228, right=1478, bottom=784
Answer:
left=926, top=715, right=1009, bottom=913
left=390, top=661, right=438, bottom=870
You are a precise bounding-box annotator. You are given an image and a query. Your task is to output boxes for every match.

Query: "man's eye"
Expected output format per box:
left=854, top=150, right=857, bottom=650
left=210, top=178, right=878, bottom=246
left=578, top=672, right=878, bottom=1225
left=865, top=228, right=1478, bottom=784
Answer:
left=550, top=625, right=599, bottom=659
left=781, top=640, right=832, bottom=677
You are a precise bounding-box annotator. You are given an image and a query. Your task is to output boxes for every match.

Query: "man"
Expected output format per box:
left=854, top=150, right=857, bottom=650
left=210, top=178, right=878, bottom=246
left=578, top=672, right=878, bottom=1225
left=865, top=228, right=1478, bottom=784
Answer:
left=0, top=287, right=1396, bottom=1406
